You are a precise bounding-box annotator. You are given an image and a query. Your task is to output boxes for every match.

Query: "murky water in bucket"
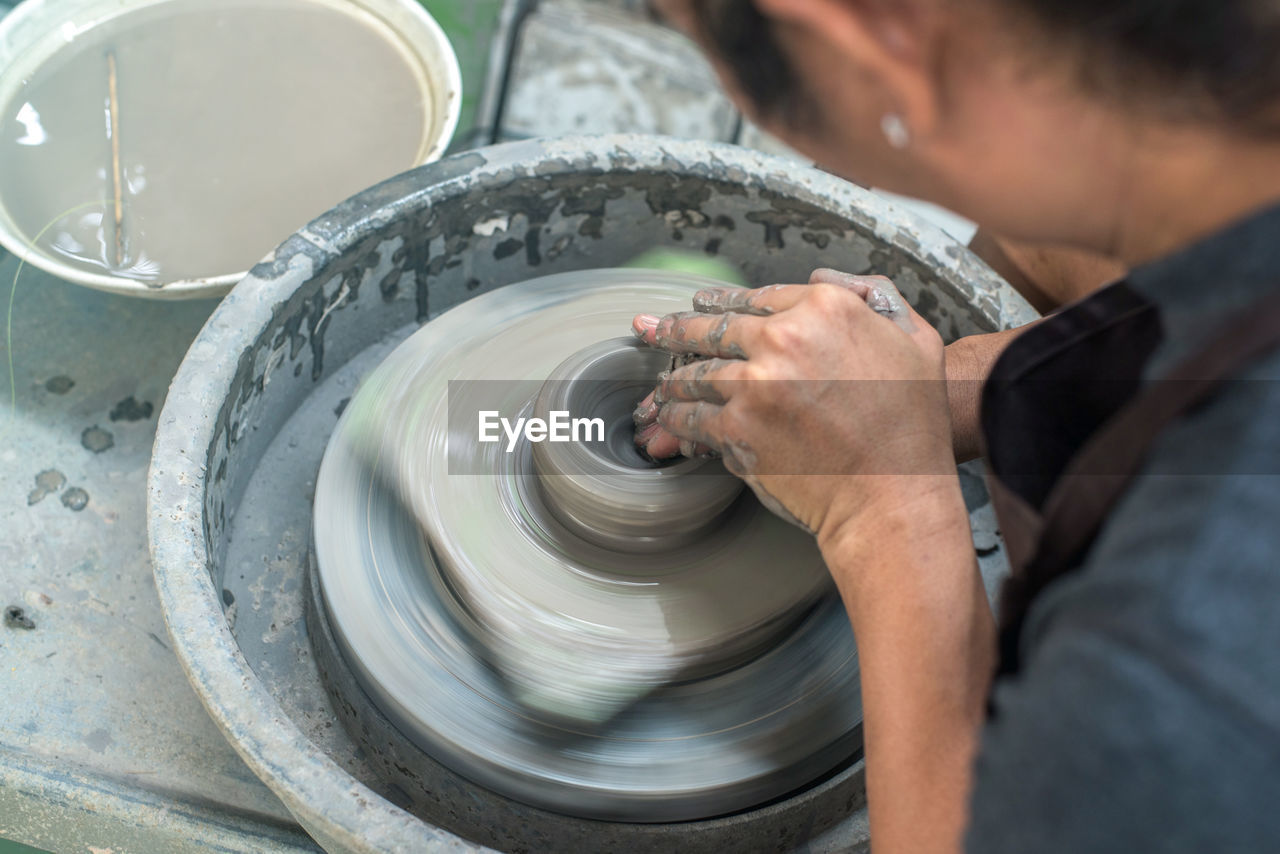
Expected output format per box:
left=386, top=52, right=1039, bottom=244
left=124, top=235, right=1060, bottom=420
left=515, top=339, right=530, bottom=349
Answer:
left=0, top=0, right=434, bottom=284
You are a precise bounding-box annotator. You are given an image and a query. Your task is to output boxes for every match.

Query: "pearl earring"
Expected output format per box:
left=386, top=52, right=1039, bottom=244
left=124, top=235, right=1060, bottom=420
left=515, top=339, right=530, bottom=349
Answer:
left=881, top=113, right=910, bottom=149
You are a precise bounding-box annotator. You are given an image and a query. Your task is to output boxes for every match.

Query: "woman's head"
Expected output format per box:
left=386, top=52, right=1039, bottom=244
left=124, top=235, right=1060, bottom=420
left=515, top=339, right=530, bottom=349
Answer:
left=990, top=0, right=1280, bottom=134
left=689, top=0, right=1280, bottom=135
left=655, top=0, right=1280, bottom=261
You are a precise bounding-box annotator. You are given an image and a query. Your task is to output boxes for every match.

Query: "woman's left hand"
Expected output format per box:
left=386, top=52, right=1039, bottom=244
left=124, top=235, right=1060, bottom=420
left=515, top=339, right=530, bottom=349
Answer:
left=631, top=268, right=955, bottom=540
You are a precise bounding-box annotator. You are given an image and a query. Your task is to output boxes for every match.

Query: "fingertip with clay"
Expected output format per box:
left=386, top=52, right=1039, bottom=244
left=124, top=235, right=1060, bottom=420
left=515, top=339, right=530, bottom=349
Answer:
left=691, top=289, right=722, bottom=313
left=635, top=421, right=661, bottom=444
left=693, top=286, right=779, bottom=316
left=632, top=313, right=660, bottom=344
left=809, top=268, right=912, bottom=331
left=635, top=424, right=683, bottom=461
left=633, top=391, right=659, bottom=427
left=808, top=268, right=858, bottom=284
left=691, top=287, right=751, bottom=314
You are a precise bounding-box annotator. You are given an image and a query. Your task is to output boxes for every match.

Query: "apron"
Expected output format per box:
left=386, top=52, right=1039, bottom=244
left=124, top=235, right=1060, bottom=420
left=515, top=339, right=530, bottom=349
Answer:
left=986, top=285, right=1280, bottom=677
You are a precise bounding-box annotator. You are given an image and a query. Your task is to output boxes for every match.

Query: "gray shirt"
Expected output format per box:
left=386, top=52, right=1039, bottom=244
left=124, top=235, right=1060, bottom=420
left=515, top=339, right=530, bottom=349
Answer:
left=967, top=204, right=1280, bottom=852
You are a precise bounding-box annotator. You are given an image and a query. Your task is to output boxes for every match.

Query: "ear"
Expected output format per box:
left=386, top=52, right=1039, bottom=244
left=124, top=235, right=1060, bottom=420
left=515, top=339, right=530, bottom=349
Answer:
left=753, top=0, right=942, bottom=141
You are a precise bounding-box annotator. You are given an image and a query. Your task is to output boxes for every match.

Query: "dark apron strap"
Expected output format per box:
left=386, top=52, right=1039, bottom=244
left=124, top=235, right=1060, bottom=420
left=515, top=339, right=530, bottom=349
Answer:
left=996, top=286, right=1280, bottom=674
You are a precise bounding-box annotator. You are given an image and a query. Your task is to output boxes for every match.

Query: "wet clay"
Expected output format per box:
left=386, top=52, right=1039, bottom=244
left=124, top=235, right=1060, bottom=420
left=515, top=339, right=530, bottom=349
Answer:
left=109, top=396, right=153, bottom=422
left=312, top=269, right=857, bottom=822
left=532, top=338, right=744, bottom=553
left=0, top=0, right=432, bottom=284
left=61, top=487, right=90, bottom=511
left=4, top=605, right=36, bottom=630
left=27, top=469, right=65, bottom=505
left=43, top=375, right=74, bottom=395
left=328, top=268, right=830, bottom=723
left=81, top=426, right=114, bottom=453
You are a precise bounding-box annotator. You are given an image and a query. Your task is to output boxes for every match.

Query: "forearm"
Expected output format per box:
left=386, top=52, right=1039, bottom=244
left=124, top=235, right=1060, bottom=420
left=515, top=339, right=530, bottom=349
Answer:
left=945, top=230, right=1125, bottom=460
left=945, top=326, right=1028, bottom=462
left=819, top=480, right=995, bottom=854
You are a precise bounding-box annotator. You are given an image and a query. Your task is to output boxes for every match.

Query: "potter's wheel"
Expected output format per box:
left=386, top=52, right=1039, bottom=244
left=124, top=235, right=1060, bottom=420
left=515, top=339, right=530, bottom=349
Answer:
left=312, top=269, right=863, bottom=822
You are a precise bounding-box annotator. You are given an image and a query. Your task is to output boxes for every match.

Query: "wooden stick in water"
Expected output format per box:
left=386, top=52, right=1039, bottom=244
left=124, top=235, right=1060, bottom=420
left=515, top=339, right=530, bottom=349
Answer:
left=107, top=50, right=124, bottom=268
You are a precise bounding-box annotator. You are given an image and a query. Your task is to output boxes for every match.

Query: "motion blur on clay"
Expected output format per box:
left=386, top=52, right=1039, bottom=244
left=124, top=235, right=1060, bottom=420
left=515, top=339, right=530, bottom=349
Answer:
left=2, top=1, right=1017, bottom=852
left=315, top=265, right=858, bottom=822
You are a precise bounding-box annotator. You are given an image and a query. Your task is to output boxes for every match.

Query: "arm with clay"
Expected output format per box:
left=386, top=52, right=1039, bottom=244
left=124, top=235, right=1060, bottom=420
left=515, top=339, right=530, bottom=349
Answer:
left=639, top=234, right=1123, bottom=464
left=946, top=232, right=1127, bottom=461
left=632, top=276, right=993, bottom=852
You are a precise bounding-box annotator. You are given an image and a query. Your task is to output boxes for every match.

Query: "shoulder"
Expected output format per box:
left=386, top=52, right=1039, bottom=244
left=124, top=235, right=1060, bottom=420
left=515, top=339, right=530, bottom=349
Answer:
left=1022, top=344, right=1280, bottom=695
left=969, top=350, right=1280, bottom=852
left=1080, top=346, right=1280, bottom=607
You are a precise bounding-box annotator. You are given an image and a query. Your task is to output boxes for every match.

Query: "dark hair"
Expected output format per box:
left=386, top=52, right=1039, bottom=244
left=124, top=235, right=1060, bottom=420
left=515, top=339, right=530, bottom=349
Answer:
left=689, top=0, right=814, bottom=125
left=693, top=0, right=1280, bottom=135
left=1002, top=0, right=1280, bottom=133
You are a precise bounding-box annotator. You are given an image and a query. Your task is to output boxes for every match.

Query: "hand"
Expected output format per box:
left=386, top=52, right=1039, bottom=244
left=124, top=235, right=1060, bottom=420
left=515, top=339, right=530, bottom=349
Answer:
left=631, top=268, right=955, bottom=539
